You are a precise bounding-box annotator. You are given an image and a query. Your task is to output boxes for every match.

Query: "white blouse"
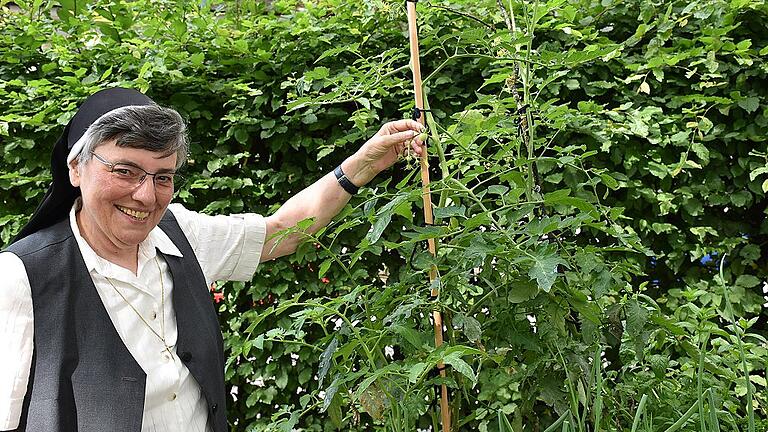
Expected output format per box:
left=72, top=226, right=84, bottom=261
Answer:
left=0, top=202, right=266, bottom=431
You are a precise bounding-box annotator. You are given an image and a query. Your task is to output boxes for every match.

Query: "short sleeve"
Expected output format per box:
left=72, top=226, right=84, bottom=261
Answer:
left=166, top=203, right=267, bottom=285
left=0, top=252, right=34, bottom=431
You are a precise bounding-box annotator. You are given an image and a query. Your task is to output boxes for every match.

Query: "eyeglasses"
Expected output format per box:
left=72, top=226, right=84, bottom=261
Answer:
left=90, top=152, right=184, bottom=191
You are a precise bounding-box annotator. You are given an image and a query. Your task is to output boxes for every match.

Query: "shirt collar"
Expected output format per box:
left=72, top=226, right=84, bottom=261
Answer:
left=69, top=199, right=184, bottom=275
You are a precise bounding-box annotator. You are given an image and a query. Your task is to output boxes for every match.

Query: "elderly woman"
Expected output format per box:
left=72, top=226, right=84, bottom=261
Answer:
left=0, top=88, right=424, bottom=432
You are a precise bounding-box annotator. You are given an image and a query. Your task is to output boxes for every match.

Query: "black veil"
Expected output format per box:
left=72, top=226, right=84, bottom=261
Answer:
left=13, top=87, right=154, bottom=242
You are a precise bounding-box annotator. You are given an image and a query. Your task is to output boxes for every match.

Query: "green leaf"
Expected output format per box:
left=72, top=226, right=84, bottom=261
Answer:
left=748, top=166, right=768, bottom=181
left=488, top=185, right=510, bottom=196
left=625, top=298, right=648, bottom=337
left=731, top=191, right=751, bottom=207
left=305, top=66, right=330, bottom=81
left=737, top=96, right=759, bottom=113
left=736, top=275, right=760, bottom=288
left=328, top=391, right=343, bottom=428
left=434, top=205, right=466, bottom=219
left=570, top=298, right=602, bottom=325
left=408, top=362, right=428, bottom=383
left=274, top=369, right=288, bottom=389
left=253, top=334, right=264, bottom=350
left=246, top=391, right=259, bottom=408
left=600, top=173, right=619, bottom=190
left=528, top=254, right=565, bottom=292
left=393, top=324, right=425, bottom=349
left=455, top=313, right=482, bottom=343
left=234, top=127, right=249, bottom=144
left=647, top=161, right=668, bottom=179
left=100, top=67, right=113, bottom=81
left=442, top=351, right=477, bottom=384
left=392, top=199, right=413, bottom=221
left=366, top=194, right=411, bottom=244
left=189, top=52, right=205, bottom=66
left=278, top=412, right=300, bottom=432
left=296, top=217, right=315, bottom=231
left=314, top=43, right=360, bottom=63
left=544, top=190, right=597, bottom=213
left=629, top=117, right=649, bottom=137
left=499, top=411, right=515, bottom=432
left=366, top=212, right=392, bottom=244
left=318, top=337, right=337, bottom=388
left=463, top=233, right=496, bottom=263
left=321, top=376, right=340, bottom=412
left=318, top=259, right=332, bottom=278
left=301, top=112, right=318, bottom=124
left=299, top=393, right=311, bottom=408
left=464, top=213, right=491, bottom=229
left=698, top=116, right=714, bottom=134
left=298, top=368, right=312, bottom=385
left=508, top=280, right=539, bottom=303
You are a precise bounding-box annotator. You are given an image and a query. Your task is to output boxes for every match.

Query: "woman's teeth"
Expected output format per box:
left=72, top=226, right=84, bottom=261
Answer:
left=117, top=206, right=149, bottom=220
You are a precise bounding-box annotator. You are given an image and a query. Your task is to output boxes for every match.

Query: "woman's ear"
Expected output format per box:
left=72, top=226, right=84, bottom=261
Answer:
left=68, top=159, right=81, bottom=187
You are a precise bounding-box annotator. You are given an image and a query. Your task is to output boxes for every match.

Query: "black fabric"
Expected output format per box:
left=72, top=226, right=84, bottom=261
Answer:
left=14, top=88, right=154, bottom=242
left=160, top=211, right=228, bottom=432
left=6, top=210, right=227, bottom=432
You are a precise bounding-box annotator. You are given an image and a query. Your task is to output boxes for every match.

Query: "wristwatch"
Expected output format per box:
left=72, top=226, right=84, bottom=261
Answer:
left=334, top=165, right=360, bottom=195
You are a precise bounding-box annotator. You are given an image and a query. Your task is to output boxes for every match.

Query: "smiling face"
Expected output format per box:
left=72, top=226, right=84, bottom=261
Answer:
left=69, top=139, right=177, bottom=258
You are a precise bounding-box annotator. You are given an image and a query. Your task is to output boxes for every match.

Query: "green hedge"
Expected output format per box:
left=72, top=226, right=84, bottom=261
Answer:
left=1, top=0, right=766, bottom=430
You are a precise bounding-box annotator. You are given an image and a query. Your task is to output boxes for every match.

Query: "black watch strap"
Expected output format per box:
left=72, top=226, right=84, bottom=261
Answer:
left=334, top=165, right=360, bottom=195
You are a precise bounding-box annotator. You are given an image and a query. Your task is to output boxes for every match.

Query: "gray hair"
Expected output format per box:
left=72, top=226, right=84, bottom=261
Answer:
left=76, top=104, right=189, bottom=169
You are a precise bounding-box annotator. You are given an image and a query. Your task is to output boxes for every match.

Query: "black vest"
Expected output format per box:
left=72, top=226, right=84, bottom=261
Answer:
left=5, top=211, right=227, bottom=432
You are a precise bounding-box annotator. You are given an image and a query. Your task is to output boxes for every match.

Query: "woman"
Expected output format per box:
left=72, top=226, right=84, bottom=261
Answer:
left=0, top=87, right=424, bottom=432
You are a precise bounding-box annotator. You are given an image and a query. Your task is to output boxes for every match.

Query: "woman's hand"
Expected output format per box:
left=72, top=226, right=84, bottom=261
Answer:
left=341, top=119, right=425, bottom=187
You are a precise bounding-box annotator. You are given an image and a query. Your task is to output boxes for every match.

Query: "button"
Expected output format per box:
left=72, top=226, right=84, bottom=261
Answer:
left=151, top=310, right=158, bottom=320
left=211, top=403, right=218, bottom=413
left=168, top=393, right=177, bottom=401
left=180, top=351, right=192, bottom=363
left=163, top=353, right=172, bottom=362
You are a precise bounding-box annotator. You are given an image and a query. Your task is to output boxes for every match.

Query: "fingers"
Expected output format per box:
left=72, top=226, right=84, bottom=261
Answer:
left=410, top=133, right=425, bottom=155
left=379, top=129, right=425, bottom=157
left=382, top=119, right=424, bottom=134
left=371, top=119, right=427, bottom=159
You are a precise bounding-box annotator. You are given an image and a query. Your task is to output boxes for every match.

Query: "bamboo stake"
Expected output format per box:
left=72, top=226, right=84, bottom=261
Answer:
left=406, top=2, right=451, bottom=431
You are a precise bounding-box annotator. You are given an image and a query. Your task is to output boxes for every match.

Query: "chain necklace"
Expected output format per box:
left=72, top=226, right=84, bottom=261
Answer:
left=103, top=256, right=174, bottom=356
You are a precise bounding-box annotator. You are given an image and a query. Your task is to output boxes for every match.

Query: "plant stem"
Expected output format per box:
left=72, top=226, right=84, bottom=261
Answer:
left=697, top=331, right=710, bottom=432
left=662, top=400, right=698, bottom=432
left=630, top=394, right=648, bottom=432
left=422, top=53, right=548, bottom=85
left=427, top=2, right=496, bottom=30
left=542, top=410, right=571, bottom=432
left=719, top=254, right=756, bottom=432
left=593, top=345, right=604, bottom=432
left=421, top=91, right=451, bottom=209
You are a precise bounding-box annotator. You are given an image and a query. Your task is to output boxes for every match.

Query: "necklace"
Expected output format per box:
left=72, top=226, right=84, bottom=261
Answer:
left=104, top=257, right=174, bottom=356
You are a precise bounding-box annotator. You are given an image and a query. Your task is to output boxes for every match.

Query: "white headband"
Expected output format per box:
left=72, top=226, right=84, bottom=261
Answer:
left=66, top=132, right=89, bottom=165
left=65, top=105, right=137, bottom=166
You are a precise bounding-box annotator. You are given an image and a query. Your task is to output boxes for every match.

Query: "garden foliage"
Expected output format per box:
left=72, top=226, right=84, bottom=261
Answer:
left=1, top=0, right=767, bottom=430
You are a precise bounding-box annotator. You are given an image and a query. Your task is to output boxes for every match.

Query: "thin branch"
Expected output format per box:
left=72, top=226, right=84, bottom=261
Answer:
left=427, top=2, right=496, bottom=31
left=423, top=53, right=548, bottom=85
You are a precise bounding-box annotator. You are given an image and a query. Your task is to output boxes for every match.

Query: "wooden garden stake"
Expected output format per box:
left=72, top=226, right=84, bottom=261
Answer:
left=406, top=2, right=451, bottom=431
